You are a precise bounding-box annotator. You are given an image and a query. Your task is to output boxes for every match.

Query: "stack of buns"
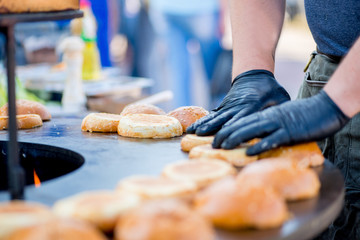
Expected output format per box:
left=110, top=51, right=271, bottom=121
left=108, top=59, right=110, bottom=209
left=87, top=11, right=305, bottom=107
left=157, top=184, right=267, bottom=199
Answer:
left=0, top=100, right=51, bottom=130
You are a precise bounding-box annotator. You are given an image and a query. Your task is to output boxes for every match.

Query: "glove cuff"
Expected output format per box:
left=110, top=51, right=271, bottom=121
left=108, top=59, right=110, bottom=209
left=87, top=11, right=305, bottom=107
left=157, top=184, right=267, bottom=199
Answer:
left=232, top=69, right=275, bottom=87
left=319, top=90, right=350, bottom=125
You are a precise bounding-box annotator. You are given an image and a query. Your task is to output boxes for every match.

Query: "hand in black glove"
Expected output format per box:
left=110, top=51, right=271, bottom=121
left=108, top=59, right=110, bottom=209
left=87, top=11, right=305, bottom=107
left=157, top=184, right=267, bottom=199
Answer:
left=213, top=90, right=350, bottom=155
left=186, top=69, right=290, bottom=136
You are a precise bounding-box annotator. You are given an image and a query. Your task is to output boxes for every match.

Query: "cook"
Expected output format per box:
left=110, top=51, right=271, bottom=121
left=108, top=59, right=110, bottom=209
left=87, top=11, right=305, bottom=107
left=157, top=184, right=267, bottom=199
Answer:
left=188, top=1, right=360, bottom=239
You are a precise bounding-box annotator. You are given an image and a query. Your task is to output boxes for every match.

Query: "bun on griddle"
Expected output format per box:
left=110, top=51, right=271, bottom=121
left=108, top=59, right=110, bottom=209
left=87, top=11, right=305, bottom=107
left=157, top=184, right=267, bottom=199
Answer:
left=0, top=114, right=43, bottom=130
left=120, top=103, right=165, bottom=116
left=117, top=114, right=183, bottom=138
left=237, top=158, right=321, bottom=201
left=5, top=217, right=106, bottom=240
left=115, top=199, right=215, bottom=240
left=162, top=159, right=236, bottom=188
left=189, top=144, right=258, bottom=167
left=180, top=134, right=214, bottom=152
left=194, top=177, right=289, bottom=230
left=81, top=113, right=122, bottom=133
left=0, top=99, right=51, bottom=121
left=167, top=106, right=209, bottom=132
left=52, top=190, right=141, bottom=232
left=259, top=142, right=324, bottom=167
left=0, top=200, right=53, bottom=239
left=116, top=175, right=197, bottom=201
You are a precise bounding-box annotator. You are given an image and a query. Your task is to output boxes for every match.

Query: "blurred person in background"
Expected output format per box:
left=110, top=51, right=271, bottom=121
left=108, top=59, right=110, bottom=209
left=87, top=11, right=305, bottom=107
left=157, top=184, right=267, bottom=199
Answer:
left=188, top=1, right=360, bottom=239
left=116, top=0, right=156, bottom=77
left=148, top=0, right=223, bottom=109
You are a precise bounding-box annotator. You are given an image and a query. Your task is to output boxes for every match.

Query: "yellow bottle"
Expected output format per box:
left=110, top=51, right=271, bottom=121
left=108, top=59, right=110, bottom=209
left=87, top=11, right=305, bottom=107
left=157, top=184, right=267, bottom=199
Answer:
left=79, top=0, right=101, bottom=81
left=82, top=40, right=101, bottom=80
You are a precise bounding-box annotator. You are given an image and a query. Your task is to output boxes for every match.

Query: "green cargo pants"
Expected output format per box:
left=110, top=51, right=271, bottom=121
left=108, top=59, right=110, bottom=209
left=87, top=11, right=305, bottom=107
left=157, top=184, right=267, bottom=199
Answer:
left=298, top=52, right=360, bottom=240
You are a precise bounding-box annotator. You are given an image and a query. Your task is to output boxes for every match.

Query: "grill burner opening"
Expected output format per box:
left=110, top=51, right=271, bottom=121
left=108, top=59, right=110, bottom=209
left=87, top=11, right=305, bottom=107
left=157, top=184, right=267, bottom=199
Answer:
left=0, top=141, right=84, bottom=190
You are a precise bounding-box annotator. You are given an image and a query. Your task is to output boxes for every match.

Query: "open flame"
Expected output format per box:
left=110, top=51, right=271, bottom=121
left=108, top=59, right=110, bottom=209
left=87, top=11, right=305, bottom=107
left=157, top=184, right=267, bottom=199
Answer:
left=33, top=169, right=41, bottom=188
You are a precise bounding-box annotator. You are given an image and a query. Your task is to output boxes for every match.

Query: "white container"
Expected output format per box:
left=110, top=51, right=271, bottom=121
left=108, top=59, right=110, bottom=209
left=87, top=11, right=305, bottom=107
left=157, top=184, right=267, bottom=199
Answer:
left=57, top=37, right=86, bottom=113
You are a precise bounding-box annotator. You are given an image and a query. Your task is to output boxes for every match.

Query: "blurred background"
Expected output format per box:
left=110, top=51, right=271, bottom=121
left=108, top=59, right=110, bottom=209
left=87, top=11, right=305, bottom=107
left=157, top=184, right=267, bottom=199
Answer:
left=0, top=0, right=315, bottom=114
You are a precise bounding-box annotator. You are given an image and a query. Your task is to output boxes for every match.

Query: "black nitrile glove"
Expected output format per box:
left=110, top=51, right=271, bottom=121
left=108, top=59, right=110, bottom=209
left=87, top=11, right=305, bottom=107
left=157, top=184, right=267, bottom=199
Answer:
left=213, top=90, right=350, bottom=155
left=186, top=69, right=290, bottom=136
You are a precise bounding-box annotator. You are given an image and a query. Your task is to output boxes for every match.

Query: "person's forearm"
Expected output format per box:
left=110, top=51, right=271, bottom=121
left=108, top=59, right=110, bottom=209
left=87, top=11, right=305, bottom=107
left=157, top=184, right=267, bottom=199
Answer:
left=229, top=0, right=285, bottom=79
left=324, top=37, right=360, bottom=118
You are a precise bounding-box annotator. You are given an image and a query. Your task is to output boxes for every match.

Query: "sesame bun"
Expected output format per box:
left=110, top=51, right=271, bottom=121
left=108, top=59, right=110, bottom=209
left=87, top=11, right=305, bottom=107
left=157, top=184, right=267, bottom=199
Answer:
left=115, top=199, right=215, bottom=240
left=189, top=144, right=258, bottom=167
left=237, top=158, right=321, bottom=201
left=259, top=142, right=325, bottom=167
left=120, top=103, right=165, bottom=116
left=52, top=191, right=141, bottom=232
left=162, top=159, right=236, bottom=188
left=0, top=99, right=51, bottom=121
left=194, top=177, right=289, bottom=230
left=0, top=201, right=53, bottom=239
left=116, top=175, right=197, bottom=200
left=5, top=218, right=106, bottom=240
left=117, top=114, right=183, bottom=138
left=81, top=113, right=122, bottom=133
left=167, top=106, right=209, bottom=132
left=0, top=114, right=43, bottom=130
left=180, top=134, right=214, bottom=152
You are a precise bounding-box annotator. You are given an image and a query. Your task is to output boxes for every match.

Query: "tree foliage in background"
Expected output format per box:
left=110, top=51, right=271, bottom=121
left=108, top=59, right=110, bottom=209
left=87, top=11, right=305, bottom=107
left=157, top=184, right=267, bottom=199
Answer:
left=0, top=75, right=44, bottom=107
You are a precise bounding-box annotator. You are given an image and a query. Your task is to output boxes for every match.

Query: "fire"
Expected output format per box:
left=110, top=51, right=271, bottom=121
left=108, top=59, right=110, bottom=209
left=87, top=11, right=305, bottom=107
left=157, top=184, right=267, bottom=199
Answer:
left=33, top=169, right=41, bottom=187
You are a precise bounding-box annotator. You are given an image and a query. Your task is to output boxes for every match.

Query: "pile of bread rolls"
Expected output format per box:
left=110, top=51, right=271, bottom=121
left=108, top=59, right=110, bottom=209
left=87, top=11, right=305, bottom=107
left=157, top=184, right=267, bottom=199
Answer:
left=0, top=99, right=51, bottom=130
left=0, top=103, right=326, bottom=239
left=0, top=146, right=325, bottom=239
left=81, top=103, right=209, bottom=139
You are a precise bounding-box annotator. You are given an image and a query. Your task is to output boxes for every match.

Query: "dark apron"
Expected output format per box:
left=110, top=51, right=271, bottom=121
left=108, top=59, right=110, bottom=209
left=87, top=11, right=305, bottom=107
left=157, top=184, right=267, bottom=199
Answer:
left=298, top=52, right=360, bottom=240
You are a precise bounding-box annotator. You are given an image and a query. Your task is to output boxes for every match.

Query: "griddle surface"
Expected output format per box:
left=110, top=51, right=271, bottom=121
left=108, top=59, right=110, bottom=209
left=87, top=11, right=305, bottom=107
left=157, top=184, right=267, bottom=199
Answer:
left=0, top=118, right=344, bottom=240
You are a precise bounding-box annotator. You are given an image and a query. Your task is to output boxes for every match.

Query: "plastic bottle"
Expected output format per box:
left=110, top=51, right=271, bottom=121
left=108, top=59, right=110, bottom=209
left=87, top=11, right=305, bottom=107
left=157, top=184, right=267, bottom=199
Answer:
left=79, top=0, right=101, bottom=81
left=57, top=36, right=86, bottom=113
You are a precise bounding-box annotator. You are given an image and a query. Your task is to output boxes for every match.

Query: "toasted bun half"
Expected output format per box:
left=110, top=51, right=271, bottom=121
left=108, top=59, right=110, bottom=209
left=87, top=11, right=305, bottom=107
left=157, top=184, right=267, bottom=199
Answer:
left=194, top=177, right=289, bottom=230
left=117, top=114, right=183, bottom=138
left=189, top=144, right=258, bottom=167
left=81, top=113, right=122, bottom=133
left=116, top=175, right=197, bottom=200
left=52, top=191, right=141, bottom=232
left=0, top=99, right=51, bottom=121
left=0, top=201, right=53, bottom=239
left=120, top=103, right=165, bottom=116
left=115, top=199, right=215, bottom=240
left=237, top=158, right=320, bottom=201
left=5, top=218, right=106, bottom=240
left=162, top=159, right=236, bottom=188
left=0, top=114, right=43, bottom=130
left=167, top=106, right=209, bottom=132
left=181, top=134, right=214, bottom=152
left=259, top=142, right=324, bottom=167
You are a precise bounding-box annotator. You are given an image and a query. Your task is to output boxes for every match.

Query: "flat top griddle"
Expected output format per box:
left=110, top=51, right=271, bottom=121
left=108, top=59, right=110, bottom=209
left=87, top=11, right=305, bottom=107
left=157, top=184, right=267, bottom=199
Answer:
left=0, top=117, right=344, bottom=240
